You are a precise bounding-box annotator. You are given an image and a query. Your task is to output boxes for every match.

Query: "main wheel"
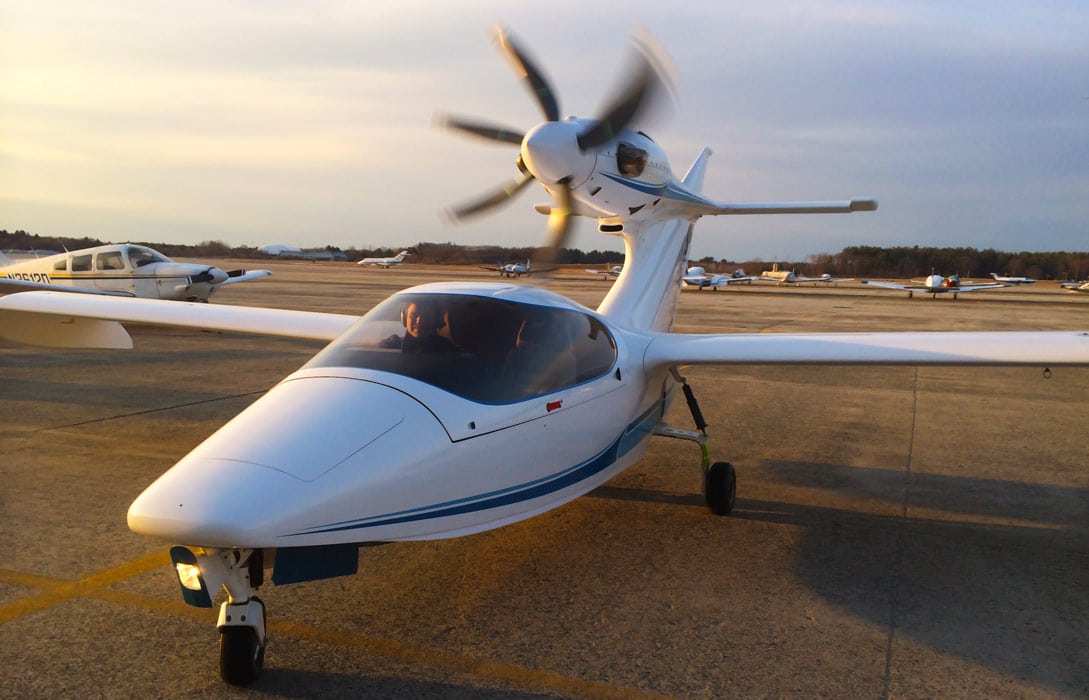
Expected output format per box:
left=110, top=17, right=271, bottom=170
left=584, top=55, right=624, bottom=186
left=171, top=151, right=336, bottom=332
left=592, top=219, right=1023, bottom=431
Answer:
left=704, top=461, right=737, bottom=516
left=219, top=626, right=265, bottom=686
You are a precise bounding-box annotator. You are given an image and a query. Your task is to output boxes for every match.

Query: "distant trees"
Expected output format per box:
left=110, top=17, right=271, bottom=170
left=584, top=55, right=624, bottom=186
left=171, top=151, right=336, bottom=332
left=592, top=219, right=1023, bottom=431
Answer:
left=2, top=229, right=1085, bottom=278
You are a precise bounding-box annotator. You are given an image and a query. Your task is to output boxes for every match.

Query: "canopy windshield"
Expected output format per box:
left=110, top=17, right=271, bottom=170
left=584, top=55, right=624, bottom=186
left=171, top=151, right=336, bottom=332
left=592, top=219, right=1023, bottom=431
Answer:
left=305, top=293, right=617, bottom=404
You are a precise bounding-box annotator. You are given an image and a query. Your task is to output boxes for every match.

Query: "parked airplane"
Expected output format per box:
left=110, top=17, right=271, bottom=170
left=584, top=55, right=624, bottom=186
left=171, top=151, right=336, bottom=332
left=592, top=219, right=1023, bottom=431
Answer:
left=2, top=28, right=1087, bottom=687
left=0, top=244, right=269, bottom=301
left=991, top=272, right=1036, bottom=285
left=758, top=263, right=851, bottom=286
left=358, top=251, right=411, bottom=268
left=862, top=274, right=1007, bottom=299
left=1060, top=280, right=1089, bottom=293
left=479, top=259, right=555, bottom=277
left=682, top=266, right=756, bottom=289
left=585, top=264, right=624, bottom=280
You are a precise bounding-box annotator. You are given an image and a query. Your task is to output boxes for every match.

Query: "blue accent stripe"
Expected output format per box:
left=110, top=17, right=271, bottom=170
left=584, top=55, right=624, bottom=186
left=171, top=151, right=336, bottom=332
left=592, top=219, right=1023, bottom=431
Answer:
left=600, top=172, right=714, bottom=206
left=287, top=400, right=664, bottom=537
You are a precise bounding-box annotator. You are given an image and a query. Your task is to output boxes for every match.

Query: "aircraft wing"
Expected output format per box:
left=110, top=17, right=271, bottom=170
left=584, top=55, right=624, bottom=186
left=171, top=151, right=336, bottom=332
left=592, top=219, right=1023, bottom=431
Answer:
left=954, top=283, right=1007, bottom=292
left=643, top=331, right=1089, bottom=369
left=0, top=277, right=136, bottom=297
left=685, top=192, right=878, bottom=217
left=860, top=280, right=918, bottom=291
left=0, top=291, right=359, bottom=349
left=220, top=269, right=273, bottom=286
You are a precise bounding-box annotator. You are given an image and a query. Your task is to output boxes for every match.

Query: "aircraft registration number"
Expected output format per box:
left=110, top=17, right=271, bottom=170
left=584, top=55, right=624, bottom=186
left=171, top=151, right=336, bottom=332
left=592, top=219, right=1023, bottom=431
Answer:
left=4, top=272, right=52, bottom=283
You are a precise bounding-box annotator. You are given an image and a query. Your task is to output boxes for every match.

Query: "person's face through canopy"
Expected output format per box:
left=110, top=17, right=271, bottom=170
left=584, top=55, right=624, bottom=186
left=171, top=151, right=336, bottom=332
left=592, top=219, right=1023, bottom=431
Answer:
left=404, top=301, right=441, bottom=339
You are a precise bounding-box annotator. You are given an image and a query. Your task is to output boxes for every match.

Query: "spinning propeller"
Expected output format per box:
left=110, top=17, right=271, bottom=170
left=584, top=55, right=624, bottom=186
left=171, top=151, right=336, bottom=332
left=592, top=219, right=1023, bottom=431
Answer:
left=442, top=27, right=672, bottom=259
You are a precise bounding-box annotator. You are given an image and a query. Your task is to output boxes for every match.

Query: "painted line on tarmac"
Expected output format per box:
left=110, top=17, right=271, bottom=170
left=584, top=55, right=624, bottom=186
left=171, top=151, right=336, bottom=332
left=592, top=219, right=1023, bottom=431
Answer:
left=0, top=550, right=170, bottom=623
left=0, top=555, right=671, bottom=700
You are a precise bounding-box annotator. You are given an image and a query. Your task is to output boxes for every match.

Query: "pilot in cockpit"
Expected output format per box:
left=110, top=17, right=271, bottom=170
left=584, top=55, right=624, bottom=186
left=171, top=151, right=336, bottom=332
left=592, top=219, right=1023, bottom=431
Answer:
left=379, top=299, right=455, bottom=353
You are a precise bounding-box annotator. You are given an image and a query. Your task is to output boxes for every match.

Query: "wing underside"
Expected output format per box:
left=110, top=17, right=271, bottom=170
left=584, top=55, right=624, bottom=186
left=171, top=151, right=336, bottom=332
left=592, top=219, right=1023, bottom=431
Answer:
left=0, top=291, right=359, bottom=348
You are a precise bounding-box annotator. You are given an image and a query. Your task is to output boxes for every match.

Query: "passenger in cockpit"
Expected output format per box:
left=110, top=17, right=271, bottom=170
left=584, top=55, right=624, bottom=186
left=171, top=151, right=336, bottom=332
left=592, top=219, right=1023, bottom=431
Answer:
left=503, top=312, right=576, bottom=398
left=379, top=299, right=455, bottom=353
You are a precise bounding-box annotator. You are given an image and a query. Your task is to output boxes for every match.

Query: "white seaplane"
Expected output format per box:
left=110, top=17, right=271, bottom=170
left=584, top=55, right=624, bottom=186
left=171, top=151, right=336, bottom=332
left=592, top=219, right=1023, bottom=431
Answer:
left=2, top=28, right=1088, bottom=686
left=0, top=244, right=269, bottom=301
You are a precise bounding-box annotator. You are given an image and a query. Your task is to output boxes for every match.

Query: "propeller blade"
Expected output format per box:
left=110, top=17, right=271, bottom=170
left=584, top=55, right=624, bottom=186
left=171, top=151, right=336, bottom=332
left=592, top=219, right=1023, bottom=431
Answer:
left=437, top=114, right=525, bottom=145
left=494, top=26, right=560, bottom=122
left=445, top=171, right=536, bottom=221
left=576, top=40, right=671, bottom=151
left=536, top=179, right=573, bottom=271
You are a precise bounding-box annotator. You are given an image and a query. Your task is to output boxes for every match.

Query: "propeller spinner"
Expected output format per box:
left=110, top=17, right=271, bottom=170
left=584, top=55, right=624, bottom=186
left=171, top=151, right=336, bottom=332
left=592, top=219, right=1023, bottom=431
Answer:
left=442, top=27, right=672, bottom=257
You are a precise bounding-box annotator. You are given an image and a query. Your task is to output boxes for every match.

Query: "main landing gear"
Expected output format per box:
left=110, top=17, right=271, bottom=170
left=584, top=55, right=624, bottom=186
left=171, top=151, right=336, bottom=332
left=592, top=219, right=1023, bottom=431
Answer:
left=170, top=546, right=267, bottom=685
left=655, top=369, right=737, bottom=515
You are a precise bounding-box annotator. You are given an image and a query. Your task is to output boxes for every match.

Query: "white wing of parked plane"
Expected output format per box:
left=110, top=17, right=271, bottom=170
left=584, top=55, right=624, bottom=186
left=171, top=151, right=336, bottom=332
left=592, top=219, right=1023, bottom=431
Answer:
left=0, top=291, right=358, bottom=349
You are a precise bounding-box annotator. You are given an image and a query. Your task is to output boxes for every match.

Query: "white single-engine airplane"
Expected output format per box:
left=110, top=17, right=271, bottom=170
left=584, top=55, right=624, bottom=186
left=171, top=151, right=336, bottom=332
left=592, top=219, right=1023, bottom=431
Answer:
left=681, top=266, right=756, bottom=289
left=357, top=250, right=411, bottom=268
left=1061, top=280, right=1089, bottom=293
left=758, top=263, right=852, bottom=286
left=2, top=28, right=1088, bottom=686
left=585, top=264, right=624, bottom=280
left=991, top=272, right=1036, bottom=285
left=478, top=259, right=555, bottom=277
left=0, top=244, right=270, bottom=301
left=862, top=273, right=1007, bottom=299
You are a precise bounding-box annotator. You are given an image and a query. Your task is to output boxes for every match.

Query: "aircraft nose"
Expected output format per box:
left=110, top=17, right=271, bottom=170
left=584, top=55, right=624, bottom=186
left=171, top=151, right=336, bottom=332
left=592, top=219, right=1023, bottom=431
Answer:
left=126, top=376, right=448, bottom=546
left=208, top=267, right=229, bottom=285
left=521, top=120, right=595, bottom=186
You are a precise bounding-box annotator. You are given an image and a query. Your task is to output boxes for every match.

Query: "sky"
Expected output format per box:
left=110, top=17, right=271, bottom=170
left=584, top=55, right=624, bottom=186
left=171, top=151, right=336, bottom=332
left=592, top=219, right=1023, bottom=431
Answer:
left=1, top=1, right=1087, bottom=262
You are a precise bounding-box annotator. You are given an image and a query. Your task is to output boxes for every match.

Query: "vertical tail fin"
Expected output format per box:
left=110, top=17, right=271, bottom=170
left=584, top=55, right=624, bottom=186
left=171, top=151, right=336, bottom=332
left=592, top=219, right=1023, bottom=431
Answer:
left=681, top=147, right=714, bottom=193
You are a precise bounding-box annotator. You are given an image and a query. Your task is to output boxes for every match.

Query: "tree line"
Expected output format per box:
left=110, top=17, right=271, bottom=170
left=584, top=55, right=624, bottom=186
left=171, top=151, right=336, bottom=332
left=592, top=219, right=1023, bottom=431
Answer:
left=3, top=230, right=1087, bottom=280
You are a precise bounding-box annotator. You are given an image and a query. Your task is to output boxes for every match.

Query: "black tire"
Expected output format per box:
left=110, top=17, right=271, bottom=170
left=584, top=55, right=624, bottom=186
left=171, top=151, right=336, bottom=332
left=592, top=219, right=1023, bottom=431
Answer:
left=219, top=626, right=264, bottom=686
left=704, top=461, right=737, bottom=516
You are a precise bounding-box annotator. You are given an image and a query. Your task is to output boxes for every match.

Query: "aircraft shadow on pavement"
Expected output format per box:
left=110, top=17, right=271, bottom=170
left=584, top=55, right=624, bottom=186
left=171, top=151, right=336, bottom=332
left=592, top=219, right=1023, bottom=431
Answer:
left=252, top=670, right=557, bottom=699
left=590, top=462, right=1089, bottom=695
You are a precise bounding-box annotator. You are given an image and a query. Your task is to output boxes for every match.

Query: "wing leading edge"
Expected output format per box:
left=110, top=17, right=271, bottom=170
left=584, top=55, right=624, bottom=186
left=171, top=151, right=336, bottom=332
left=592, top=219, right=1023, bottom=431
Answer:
left=644, top=331, right=1089, bottom=369
left=0, top=291, right=359, bottom=348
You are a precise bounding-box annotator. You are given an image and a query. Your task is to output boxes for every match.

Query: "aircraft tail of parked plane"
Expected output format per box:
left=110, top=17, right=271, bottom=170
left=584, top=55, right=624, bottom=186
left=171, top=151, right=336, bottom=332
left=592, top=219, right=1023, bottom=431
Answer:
left=1, top=27, right=1086, bottom=687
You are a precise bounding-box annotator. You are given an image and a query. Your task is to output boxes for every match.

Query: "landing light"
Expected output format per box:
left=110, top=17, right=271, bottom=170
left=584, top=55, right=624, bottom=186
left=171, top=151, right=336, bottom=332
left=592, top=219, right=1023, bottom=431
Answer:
left=176, top=562, right=204, bottom=591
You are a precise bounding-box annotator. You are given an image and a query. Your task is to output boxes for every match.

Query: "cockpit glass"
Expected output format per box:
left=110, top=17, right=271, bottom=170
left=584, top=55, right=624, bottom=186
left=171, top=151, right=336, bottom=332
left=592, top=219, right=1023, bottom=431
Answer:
left=126, top=245, right=170, bottom=268
left=616, top=143, right=648, bottom=177
left=305, top=293, right=617, bottom=404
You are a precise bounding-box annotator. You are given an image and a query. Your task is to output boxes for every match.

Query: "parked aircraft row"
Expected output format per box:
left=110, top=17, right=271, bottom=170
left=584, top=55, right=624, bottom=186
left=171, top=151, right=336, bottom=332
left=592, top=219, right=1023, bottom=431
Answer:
left=1, top=27, right=1086, bottom=688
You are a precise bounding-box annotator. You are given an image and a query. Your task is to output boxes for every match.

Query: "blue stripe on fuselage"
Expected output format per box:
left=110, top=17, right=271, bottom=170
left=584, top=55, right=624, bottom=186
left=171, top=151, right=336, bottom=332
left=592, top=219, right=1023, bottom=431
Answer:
left=287, top=399, right=665, bottom=537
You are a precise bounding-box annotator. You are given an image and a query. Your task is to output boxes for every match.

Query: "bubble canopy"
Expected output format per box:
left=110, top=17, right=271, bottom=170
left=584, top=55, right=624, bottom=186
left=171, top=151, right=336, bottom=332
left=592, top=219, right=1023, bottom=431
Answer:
left=305, top=292, right=617, bottom=404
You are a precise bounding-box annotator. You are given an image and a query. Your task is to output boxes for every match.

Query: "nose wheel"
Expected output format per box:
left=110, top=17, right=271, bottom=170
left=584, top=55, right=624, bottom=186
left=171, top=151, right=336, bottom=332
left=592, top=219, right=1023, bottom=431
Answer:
left=219, top=597, right=266, bottom=685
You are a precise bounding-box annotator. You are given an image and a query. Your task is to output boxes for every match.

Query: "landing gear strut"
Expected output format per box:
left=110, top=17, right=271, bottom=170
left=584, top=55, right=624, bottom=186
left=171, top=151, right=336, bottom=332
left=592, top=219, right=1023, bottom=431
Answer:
left=170, top=546, right=267, bottom=686
left=654, top=369, right=737, bottom=515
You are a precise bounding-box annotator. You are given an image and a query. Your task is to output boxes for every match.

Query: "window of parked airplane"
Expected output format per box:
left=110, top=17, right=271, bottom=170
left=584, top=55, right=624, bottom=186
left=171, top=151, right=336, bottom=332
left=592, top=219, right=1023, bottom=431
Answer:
left=96, top=251, right=125, bottom=271
left=305, top=293, right=617, bottom=404
left=126, top=246, right=169, bottom=268
left=71, top=254, right=92, bottom=272
left=53, top=259, right=67, bottom=271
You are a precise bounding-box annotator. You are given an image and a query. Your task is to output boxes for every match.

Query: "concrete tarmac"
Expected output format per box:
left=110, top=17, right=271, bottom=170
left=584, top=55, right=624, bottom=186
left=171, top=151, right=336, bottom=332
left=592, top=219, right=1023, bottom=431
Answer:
left=2, top=263, right=1087, bottom=698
